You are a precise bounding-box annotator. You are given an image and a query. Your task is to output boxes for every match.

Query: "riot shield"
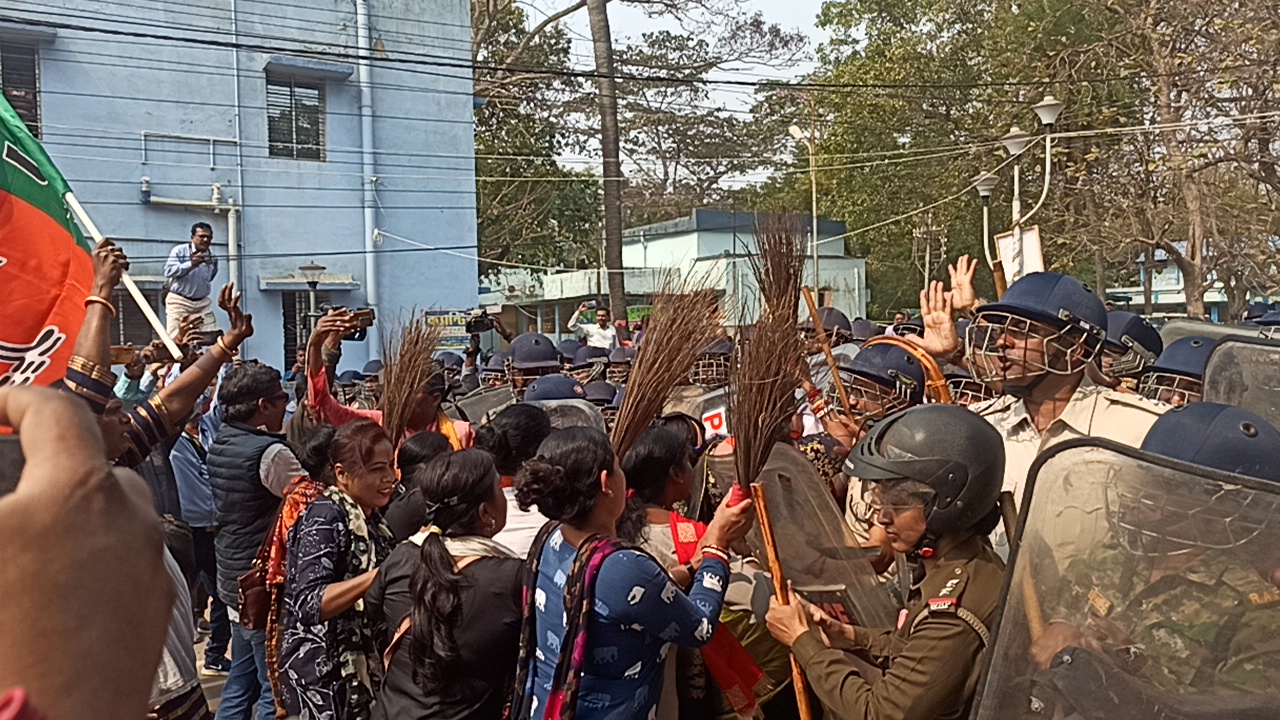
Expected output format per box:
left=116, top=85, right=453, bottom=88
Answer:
left=450, top=385, right=512, bottom=424
left=523, top=399, right=606, bottom=433
left=747, top=442, right=898, bottom=628
left=1159, top=318, right=1260, bottom=345
left=972, top=439, right=1280, bottom=720
left=1203, top=336, right=1280, bottom=428
left=663, top=385, right=730, bottom=442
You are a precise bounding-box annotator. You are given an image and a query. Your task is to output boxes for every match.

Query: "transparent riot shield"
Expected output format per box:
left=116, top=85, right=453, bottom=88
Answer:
left=972, top=439, right=1280, bottom=720
left=524, top=399, right=606, bottom=433
left=450, top=385, right=512, bottom=424
left=748, top=442, right=899, bottom=628
left=1203, top=337, right=1280, bottom=428
left=1159, top=318, right=1260, bottom=345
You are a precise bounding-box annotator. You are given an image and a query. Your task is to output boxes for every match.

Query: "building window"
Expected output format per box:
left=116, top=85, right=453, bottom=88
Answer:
left=111, top=288, right=164, bottom=347
left=267, top=74, right=324, bottom=160
left=282, top=290, right=331, bottom=363
left=1, top=42, right=39, bottom=137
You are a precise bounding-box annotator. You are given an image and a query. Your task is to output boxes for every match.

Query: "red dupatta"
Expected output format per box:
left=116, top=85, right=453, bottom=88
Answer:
left=669, top=512, right=764, bottom=718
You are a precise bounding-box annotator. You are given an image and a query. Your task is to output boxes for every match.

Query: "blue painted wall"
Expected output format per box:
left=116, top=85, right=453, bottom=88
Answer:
left=6, top=0, right=477, bottom=369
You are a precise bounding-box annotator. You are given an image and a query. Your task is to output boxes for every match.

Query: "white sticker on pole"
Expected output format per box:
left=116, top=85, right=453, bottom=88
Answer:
left=994, top=225, right=1045, bottom=284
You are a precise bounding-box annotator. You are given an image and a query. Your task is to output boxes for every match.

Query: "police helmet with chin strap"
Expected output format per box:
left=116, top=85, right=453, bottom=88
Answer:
left=845, top=404, right=1005, bottom=557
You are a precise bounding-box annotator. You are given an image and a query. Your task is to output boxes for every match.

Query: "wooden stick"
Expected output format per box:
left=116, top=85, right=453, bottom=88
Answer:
left=65, top=193, right=185, bottom=360
left=752, top=481, right=814, bottom=720
left=999, top=490, right=1045, bottom=640
left=801, top=286, right=853, bottom=416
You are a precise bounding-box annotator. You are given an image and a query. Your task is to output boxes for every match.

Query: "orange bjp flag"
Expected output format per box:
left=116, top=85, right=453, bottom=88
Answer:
left=0, top=95, right=94, bottom=386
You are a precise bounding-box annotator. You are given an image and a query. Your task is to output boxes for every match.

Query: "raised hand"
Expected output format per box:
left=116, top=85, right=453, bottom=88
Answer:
left=947, top=254, right=980, bottom=315
left=907, top=281, right=959, bottom=360
left=91, top=239, right=129, bottom=297
left=218, top=283, right=254, bottom=347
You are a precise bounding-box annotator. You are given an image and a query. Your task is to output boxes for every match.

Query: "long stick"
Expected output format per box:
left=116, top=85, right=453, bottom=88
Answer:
left=999, top=491, right=1045, bottom=640
left=801, top=286, right=853, bottom=416
left=752, top=481, right=814, bottom=720
left=64, top=193, right=184, bottom=360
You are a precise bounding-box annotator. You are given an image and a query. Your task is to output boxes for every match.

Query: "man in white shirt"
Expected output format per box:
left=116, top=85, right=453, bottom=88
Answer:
left=567, top=301, right=619, bottom=350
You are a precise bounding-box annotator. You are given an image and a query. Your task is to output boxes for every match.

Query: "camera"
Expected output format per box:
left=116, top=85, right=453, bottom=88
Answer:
left=321, top=306, right=376, bottom=342
left=465, top=308, right=495, bottom=335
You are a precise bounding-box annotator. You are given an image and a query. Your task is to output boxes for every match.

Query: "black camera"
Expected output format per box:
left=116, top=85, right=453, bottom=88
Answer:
left=465, top=309, right=495, bottom=335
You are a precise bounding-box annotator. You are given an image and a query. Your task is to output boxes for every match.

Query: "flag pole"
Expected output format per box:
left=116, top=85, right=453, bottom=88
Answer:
left=63, top=193, right=184, bottom=360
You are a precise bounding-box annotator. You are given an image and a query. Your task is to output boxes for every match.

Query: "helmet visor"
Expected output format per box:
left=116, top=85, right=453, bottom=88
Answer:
left=966, top=311, right=1101, bottom=384
left=1138, top=372, right=1203, bottom=406
left=862, top=478, right=936, bottom=516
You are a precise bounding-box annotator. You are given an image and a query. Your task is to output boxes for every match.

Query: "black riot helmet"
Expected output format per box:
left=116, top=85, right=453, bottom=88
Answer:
left=845, top=404, right=1005, bottom=546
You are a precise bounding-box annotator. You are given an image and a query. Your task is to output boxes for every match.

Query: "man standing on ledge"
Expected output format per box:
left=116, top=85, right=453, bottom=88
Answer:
left=164, top=222, right=219, bottom=337
left=568, top=301, right=618, bottom=350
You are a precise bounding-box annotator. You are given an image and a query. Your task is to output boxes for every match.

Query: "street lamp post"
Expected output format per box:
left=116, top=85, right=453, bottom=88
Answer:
left=298, top=261, right=326, bottom=346
left=971, top=171, right=999, bottom=269
left=789, top=124, right=821, bottom=289
left=993, top=94, right=1065, bottom=288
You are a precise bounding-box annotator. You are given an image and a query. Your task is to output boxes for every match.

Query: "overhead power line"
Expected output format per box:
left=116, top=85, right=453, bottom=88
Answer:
left=10, top=14, right=1273, bottom=94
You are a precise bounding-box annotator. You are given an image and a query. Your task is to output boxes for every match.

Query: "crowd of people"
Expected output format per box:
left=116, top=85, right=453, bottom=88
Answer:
left=2, top=238, right=1280, bottom=720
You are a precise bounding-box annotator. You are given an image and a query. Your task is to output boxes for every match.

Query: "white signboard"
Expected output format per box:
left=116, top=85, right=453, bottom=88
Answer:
left=994, top=225, right=1045, bottom=285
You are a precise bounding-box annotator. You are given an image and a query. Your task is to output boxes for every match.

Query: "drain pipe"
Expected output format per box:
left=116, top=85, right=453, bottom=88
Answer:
left=355, top=0, right=380, bottom=351
left=140, top=178, right=243, bottom=336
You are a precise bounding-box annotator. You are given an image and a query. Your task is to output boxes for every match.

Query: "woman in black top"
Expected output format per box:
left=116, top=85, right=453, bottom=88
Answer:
left=367, top=449, right=523, bottom=720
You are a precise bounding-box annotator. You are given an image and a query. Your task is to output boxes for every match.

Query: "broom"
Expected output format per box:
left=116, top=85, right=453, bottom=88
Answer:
left=381, top=312, right=445, bottom=442
left=610, top=282, right=721, bottom=458
left=730, top=214, right=812, bottom=720
left=729, top=214, right=806, bottom=498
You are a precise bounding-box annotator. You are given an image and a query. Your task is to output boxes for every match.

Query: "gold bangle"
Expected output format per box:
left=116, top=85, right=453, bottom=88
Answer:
left=215, top=336, right=236, bottom=358
left=84, top=295, right=116, bottom=318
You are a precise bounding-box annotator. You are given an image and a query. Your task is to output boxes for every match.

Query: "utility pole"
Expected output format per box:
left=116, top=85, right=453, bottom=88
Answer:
left=585, top=0, right=628, bottom=337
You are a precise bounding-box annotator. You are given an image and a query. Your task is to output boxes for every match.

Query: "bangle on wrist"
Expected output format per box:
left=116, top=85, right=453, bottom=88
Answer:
left=701, top=545, right=730, bottom=564
left=84, top=295, right=117, bottom=318
left=215, top=336, right=236, bottom=358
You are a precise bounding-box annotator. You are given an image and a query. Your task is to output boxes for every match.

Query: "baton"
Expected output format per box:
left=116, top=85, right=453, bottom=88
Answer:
left=753, top=482, right=814, bottom=720
left=801, top=287, right=853, bottom=416
left=999, top=490, right=1045, bottom=640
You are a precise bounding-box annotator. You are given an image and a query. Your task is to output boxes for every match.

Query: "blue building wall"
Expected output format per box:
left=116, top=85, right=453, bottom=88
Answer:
left=3, top=0, right=477, bottom=369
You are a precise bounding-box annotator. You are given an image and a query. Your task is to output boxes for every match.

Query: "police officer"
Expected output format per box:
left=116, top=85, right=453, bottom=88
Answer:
left=567, top=345, right=610, bottom=384
left=506, top=332, right=561, bottom=400
left=1098, top=310, right=1163, bottom=386
left=606, top=346, right=635, bottom=385
left=965, top=272, right=1166, bottom=504
left=766, top=404, right=1006, bottom=720
left=1030, top=402, right=1280, bottom=696
left=1136, top=335, right=1213, bottom=406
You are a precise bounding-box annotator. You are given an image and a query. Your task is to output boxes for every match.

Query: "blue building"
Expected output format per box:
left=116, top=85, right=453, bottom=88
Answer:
left=1, top=0, right=477, bottom=369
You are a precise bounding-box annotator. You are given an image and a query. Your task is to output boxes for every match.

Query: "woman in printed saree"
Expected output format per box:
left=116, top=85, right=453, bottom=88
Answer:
left=279, top=420, right=397, bottom=720
left=510, top=427, right=756, bottom=720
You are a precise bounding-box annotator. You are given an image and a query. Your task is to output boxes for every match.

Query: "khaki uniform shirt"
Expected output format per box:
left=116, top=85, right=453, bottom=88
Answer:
left=974, top=375, right=1167, bottom=504
left=792, top=535, right=1005, bottom=720
left=974, top=375, right=1167, bottom=562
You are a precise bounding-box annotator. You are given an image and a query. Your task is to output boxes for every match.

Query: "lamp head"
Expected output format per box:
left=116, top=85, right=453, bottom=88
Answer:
left=1033, top=94, right=1066, bottom=127
left=1000, top=126, right=1033, bottom=156
left=972, top=171, right=999, bottom=198
left=789, top=125, right=807, bottom=142
left=298, top=261, right=326, bottom=284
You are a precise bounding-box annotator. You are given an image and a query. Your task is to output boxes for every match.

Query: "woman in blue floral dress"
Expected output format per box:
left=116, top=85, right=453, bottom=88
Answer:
left=279, top=420, right=397, bottom=719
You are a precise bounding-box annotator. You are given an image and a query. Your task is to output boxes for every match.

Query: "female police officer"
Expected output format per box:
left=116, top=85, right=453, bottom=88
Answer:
left=766, top=404, right=1006, bottom=720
